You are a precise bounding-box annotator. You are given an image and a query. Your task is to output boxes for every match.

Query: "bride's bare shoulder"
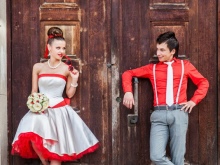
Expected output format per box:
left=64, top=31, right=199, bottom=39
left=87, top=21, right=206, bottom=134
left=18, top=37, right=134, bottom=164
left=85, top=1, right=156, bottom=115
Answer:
left=33, top=62, right=47, bottom=70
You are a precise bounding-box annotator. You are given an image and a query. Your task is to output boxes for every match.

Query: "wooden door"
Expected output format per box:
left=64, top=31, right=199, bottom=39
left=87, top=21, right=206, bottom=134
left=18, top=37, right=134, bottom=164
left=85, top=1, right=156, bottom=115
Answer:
left=8, top=0, right=111, bottom=164
left=116, top=0, right=217, bottom=164
left=8, top=0, right=218, bottom=165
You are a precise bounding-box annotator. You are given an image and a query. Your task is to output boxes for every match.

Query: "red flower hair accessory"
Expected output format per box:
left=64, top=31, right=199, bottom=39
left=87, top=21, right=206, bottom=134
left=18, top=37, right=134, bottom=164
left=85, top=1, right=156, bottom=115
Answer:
left=48, top=34, right=63, bottom=39
left=43, top=34, right=64, bottom=59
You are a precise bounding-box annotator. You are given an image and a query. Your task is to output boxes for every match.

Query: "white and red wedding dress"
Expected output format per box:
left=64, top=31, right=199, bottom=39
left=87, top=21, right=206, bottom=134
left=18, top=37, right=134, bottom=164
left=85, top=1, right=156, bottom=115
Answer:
left=11, top=73, right=99, bottom=161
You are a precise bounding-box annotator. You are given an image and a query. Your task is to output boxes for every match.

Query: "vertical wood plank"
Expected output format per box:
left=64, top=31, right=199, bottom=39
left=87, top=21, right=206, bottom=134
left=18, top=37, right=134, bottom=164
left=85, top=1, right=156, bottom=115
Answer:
left=198, top=0, right=217, bottom=164
left=9, top=0, right=41, bottom=164
left=185, top=0, right=199, bottom=163
left=138, top=0, right=153, bottom=164
left=218, top=0, right=220, bottom=163
left=119, top=1, right=150, bottom=165
left=111, top=0, right=122, bottom=164
left=7, top=0, right=12, bottom=163
left=79, top=0, right=111, bottom=164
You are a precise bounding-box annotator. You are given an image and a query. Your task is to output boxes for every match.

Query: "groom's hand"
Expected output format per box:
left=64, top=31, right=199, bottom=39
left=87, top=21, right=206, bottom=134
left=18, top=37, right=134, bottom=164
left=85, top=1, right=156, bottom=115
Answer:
left=123, top=92, right=135, bottom=109
left=180, top=101, right=196, bottom=113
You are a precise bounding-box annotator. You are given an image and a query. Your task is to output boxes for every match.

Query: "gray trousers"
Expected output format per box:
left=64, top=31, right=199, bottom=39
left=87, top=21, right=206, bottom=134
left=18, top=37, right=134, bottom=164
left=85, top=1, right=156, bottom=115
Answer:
left=150, top=109, right=188, bottom=165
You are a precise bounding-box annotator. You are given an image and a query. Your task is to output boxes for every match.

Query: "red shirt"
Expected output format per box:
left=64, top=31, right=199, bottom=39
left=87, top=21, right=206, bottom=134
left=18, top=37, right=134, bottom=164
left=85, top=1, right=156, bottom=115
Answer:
left=122, top=58, right=209, bottom=106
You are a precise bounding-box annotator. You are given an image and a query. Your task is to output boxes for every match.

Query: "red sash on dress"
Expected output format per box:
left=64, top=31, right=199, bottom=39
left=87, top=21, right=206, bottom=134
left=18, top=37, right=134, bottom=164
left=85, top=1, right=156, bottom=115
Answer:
left=49, top=98, right=70, bottom=108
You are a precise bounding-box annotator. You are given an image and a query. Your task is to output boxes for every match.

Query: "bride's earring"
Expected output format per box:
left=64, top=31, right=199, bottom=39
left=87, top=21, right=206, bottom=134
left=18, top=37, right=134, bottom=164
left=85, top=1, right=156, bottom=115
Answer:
left=48, top=50, right=51, bottom=57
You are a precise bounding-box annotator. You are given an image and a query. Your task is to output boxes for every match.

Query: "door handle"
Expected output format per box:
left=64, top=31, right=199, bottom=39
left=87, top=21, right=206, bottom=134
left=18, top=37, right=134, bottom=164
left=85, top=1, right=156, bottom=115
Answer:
left=127, top=77, right=139, bottom=127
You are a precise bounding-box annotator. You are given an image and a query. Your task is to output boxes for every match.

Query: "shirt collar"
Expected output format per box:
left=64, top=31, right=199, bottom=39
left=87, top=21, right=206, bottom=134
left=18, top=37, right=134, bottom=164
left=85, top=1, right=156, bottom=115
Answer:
left=157, top=57, right=179, bottom=65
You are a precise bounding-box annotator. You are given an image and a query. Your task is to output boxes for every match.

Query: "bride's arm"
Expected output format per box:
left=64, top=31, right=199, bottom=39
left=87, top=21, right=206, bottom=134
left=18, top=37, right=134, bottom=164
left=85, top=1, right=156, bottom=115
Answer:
left=66, top=69, right=79, bottom=98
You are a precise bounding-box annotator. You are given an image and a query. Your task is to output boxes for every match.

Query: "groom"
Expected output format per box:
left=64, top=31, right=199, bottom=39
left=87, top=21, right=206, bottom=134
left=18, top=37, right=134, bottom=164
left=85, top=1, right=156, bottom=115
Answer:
left=122, top=31, right=209, bottom=165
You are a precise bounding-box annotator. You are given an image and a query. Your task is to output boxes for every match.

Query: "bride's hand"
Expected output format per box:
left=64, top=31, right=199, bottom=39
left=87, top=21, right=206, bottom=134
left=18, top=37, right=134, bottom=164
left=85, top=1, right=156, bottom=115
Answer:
left=70, top=69, right=79, bottom=79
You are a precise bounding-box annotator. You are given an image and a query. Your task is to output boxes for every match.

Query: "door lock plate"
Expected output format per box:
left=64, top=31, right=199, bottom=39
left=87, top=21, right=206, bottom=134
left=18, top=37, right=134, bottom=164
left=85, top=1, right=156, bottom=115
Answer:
left=127, top=114, right=138, bottom=127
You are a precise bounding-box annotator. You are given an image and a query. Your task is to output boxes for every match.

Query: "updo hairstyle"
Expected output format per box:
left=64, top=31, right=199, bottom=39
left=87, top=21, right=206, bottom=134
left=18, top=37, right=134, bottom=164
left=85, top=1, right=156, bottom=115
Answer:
left=47, top=27, right=65, bottom=45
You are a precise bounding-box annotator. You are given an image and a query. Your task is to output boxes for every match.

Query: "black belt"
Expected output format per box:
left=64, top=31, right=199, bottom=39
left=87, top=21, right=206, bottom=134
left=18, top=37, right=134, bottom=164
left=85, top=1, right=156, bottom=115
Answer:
left=154, top=104, right=184, bottom=111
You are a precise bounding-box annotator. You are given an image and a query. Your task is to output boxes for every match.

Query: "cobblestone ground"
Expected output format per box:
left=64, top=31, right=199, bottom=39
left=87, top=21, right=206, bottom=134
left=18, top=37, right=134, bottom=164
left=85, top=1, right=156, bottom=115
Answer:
left=29, top=159, right=194, bottom=165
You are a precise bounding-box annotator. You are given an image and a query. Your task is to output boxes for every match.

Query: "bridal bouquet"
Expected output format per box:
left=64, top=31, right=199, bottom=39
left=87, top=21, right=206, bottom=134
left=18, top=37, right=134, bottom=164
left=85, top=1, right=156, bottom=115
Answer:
left=26, top=93, right=49, bottom=113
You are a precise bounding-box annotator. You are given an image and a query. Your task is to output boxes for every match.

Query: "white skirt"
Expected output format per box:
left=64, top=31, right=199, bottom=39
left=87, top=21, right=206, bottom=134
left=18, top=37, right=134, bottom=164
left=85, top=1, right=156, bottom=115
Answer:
left=11, top=105, right=99, bottom=161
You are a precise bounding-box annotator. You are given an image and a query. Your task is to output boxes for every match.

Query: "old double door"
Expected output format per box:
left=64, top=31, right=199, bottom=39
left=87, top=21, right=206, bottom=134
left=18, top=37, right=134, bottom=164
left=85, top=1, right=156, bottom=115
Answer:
left=8, top=0, right=218, bottom=164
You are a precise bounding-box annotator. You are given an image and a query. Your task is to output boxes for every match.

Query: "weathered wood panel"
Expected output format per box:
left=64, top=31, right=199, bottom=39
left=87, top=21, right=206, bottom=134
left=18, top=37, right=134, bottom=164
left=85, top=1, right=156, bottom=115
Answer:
left=8, top=0, right=112, bottom=165
left=9, top=0, right=41, bottom=164
left=218, top=0, right=220, bottom=164
left=197, top=0, right=217, bottom=164
left=118, top=0, right=217, bottom=164
left=184, top=1, right=199, bottom=163
left=111, top=0, right=122, bottom=164
left=78, top=0, right=111, bottom=164
left=119, top=0, right=152, bottom=164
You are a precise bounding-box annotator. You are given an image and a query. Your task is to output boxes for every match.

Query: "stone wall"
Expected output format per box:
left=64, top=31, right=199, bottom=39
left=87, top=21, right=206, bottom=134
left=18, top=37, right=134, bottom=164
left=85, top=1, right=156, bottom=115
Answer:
left=0, top=0, right=8, bottom=164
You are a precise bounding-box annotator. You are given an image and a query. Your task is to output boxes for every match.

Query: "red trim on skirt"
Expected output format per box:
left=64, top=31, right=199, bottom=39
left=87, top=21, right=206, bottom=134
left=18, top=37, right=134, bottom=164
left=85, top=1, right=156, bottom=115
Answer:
left=11, top=132, right=99, bottom=161
left=11, top=100, right=99, bottom=161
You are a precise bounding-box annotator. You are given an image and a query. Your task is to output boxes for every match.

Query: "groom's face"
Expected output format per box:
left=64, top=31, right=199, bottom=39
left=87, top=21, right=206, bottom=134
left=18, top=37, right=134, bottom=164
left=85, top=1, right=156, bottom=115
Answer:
left=156, top=42, right=175, bottom=62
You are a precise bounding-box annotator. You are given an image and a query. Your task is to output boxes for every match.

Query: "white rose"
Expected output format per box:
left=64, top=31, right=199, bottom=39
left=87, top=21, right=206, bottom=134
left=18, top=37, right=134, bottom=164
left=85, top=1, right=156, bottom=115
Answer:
left=27, top=95, right=33, bottom=100
left=27, top=99, right=33, bottom=105
left=29, top=106, right=37, bottom=112
left=27, top=104, right=33, bottom=110
left=33, top=98, right=43, bottom=104
left=33, top=103, right=42, bottom=111
left=38, top=94, right=44, bottom=99
left=43, top=97, right=49, bottom=101
left=42, top=101, right=49, bottom=110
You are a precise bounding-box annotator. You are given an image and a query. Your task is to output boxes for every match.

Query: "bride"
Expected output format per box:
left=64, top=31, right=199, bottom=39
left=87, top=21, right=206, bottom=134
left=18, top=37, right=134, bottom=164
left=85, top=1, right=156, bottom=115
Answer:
left=11, top=27, right=99, bottom=165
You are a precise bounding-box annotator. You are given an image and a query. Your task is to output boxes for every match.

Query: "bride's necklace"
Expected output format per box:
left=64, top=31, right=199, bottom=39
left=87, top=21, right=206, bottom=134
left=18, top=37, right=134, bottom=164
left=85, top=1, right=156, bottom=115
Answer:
left=47, top=59, right=61, bottom=69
